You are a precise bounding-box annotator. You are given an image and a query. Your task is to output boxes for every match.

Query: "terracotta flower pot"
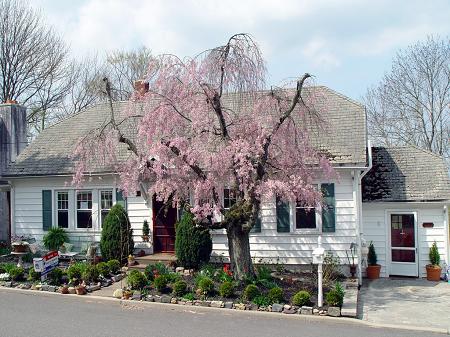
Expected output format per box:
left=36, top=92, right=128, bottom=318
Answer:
left=142, top=235, right=149, bottom=242
left=366, top=264, right=381, bottom=279
left=349, top=264, right=357, bottom=278
left=426, top=265, right=441, bottom=281
left=11, top=243, right=29, bottom=253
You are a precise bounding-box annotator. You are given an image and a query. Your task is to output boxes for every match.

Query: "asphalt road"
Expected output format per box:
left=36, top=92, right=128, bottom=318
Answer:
left=0, top=288, right=444, bottom=337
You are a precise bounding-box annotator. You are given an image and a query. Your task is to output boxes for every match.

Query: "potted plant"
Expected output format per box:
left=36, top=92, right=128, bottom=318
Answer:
left=366, top=241, right=381, bottom=279
left=43, top=227, right=69, bottom=251
left=142, top=220, right=150, bottom=242
left=426, top=242, right=441, bottom=281
left=11, top=235, right=31, bottom=253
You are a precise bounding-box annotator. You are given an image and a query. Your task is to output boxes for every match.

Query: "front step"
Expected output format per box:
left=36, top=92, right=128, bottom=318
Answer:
left=129, top=253, right=177, bottom=270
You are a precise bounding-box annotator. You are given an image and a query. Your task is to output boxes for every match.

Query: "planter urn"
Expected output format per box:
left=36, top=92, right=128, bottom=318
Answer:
left=11, top=242, right=29, bottom=253
left=426, top=265, right=441, bottom=281
left=366, top=264, right=381, bottom=279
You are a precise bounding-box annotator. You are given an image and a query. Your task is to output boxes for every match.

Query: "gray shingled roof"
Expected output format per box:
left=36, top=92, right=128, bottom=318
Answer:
left=3, top=86, right=367, bottom=177
left=362, top=147, right=450, bottom=202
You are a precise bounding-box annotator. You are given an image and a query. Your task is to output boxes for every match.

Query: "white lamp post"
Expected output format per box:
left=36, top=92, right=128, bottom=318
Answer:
left=312, top=235, right=325, bottom=308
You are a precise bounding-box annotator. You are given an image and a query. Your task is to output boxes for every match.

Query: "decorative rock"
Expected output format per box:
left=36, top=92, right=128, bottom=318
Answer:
left=224, top=301, right=233, bottom=309
left=283, top=304, right=292, bottom=310
left=35, top=284, right=42, bottom=290
left=171, top=297, right=178, bottom=304
left=327, top=306, right=341, bottom=317
left=283, top=308, right=297, bottom=314
left=233, top=303, right=246, bottom=310
left=68, top=286, right=76, bottom=294
left=145, top=295, right=154, bottom=302
left=86, top=285, right=101, bottom=292
left=319, top=310, right=327, bottom=316
left=112, top=274, right=123, bottom=282
left=313, top=308, right=319, bottom=314
left=153, top=295, right=162, bottom=303
left=101, top=279, right=112, bottom=287
left=175, top=267, right=184, bottom=274
left=300, top=306, right=313, bottom=315
left=185, top=300, right=193, bottom=306
left=248, top=303, right=258, bottom=311
left=161, top=295, right=171, bottom=303
left=210, top=300, right=224, bottom=308
left=271, top=303, right=284, bottom=312
left=132, top=293, right=142, bottom=301
left=194, top=300, right=201, bottom=306
left=258, top=306, right=267, bottom=311
left=30, top=284, right=38, bottom=291
left=200, top=301, right=210, bottom=307
left=41, top=284, right=49, bottom=291
left=113, top=288, right=123, bottom=299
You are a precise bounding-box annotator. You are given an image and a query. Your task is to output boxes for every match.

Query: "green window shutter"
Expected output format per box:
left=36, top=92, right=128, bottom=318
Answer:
left=276, top=198, right=290, bottom=233
left=116, top=189, right=127, bottom=209
left=42, top=190, right=52, bottom=231
left=251, top=214, right=261, bottom=233
left=321, top=183, right=336, bottom=233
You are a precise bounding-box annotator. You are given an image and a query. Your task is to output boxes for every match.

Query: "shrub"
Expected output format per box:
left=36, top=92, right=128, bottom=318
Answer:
left=127, top=270, right=148, bottom=290
left=144, top=265, right=155, bottom=281
left=82, top=264, right=100, bottom=283
left=28, top=268, right=41, bottom=282
left=173, top=280, right=188, bottom=296
left=253, top=295, right=271, bottom=307
left=67, top=262, right=87, bottom=281
left=182, top=292, right=195, bottom=301
left=256, top=265, right=273, bottom=281
left=100, top=204, right=134, bottom=263
left=96, top=262, right=110, bottom=277
left=175, top=211, right=212, bottom=269
left=0, top=263, right=15, bottom=274
left=292, top=290, right=311, bottom=306
left=267, top=287, right=284, bottom=304
left=243, top=284, right=260, bottom=301
left=429, top=241, right=440, bottom=266
left=198, top=277, right=214, bottom=295
left=154, top=275, right=169, bottom=293
left=323, top=252, right=342, bottom=286
left=142, top=220, right=150, bottom=237
left=219, top=281, right=235, bottom=298
left=326, top=282, right=345, bottom=307
left=43, top=227, right=69, bottom=251
left=368, top=241, right=377, bottom=266
left=107, top=259, right=121, bottom=274
left=9, top=266, right=24, bottom=281
left=48, top=268, right=64, bottom=286
left=166, top=272, right=182, bottom=283
left=153, top=262, right=170, bottom=276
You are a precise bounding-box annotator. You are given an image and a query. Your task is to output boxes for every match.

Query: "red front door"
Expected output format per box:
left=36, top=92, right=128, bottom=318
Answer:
left=152, top=196, right=177, bottom=253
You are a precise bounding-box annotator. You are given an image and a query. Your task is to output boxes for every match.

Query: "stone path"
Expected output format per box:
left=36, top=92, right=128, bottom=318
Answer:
left=88, top=277, right=126, bottom=298
left=359, top=278, right=450, bottom=332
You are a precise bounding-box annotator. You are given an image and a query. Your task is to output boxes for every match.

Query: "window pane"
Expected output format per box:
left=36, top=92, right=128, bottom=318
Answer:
left=57, top=192, right=68, bottom=210
left=392, top=249, right=415, bottom=262
left=224, top=188, right=236, bottom=209
left=77, top=191, right=92, bottom=209
left=296, top=208, right=316, bottom=229
left=101, top=190, right=113, bottom=209
left=58, top=210, right=68, bottom=228
left=101, top=210, right=110, bottom=226
left=77, top=211, right=92, bottom=228
left=391, top=214, right=415, bottom=247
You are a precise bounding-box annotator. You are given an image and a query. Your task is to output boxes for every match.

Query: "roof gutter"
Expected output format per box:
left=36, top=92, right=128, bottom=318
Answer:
left=355, top=141, right=372, bottom=285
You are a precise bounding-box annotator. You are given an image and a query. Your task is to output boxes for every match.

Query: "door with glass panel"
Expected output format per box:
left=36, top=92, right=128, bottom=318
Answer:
left=389, top=213, right=418, bottom=277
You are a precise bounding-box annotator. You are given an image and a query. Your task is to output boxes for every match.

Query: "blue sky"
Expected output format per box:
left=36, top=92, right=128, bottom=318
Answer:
left=33, top=0, right=450, bottom=102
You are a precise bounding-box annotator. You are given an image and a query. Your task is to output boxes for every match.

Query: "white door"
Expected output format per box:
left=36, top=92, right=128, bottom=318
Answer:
left=389, top=213, right=418, bottom=277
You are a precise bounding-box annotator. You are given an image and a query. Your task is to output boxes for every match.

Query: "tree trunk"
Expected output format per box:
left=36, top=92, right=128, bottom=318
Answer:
left=226, top=224, right=255, bottom=280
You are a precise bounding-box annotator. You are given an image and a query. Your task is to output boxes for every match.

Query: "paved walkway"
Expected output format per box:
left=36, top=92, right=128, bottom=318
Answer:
left=359, top=278, right=450, bottom=332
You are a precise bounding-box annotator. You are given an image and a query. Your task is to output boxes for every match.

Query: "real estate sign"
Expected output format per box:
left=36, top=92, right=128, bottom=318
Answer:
left=33, top=251, right=59, bottom=281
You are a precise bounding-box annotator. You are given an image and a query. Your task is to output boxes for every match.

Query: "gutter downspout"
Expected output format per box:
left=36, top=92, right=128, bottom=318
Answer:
left=356, top=141, right=372, bottom=285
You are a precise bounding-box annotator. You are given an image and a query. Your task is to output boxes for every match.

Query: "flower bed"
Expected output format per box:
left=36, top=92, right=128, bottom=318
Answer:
left=115, top=262, right=348, bottom=316
left=0, top=259, right=126, bottom=295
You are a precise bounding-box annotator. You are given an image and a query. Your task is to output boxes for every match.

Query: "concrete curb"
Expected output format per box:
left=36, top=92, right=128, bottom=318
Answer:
left=1, top=286, right=448, bottom=335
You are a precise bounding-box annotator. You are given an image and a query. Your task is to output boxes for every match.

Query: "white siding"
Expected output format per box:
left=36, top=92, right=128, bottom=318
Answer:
left=211, top=172, right=358, bottom=266
left=362, top=202, right=449, bottom=278
left=11, top=176, right=152, bottom=253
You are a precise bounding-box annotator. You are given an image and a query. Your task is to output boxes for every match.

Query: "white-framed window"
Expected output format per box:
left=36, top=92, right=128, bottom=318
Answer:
left=77, top=191, right=92, bottom=228
left=56, top=191, right=69, bottom=228
left=294, top=201, right=318, bottom=230
left=100, top=190, right=113, bottom=226
left=223, top=187, right=237, bottom=210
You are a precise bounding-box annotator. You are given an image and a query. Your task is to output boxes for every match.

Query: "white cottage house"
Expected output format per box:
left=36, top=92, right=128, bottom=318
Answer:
left=0, top=87, right=448, bottom=282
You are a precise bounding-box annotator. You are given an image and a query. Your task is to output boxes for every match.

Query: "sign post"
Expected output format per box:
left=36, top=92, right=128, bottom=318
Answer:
left=312, top=236, right=325, bottom=308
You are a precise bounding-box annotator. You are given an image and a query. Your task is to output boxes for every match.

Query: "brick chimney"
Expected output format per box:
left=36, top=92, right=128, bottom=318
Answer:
left=0, top=101, right=27, bottom=242
left=134, top=80, right=149, bottom=96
